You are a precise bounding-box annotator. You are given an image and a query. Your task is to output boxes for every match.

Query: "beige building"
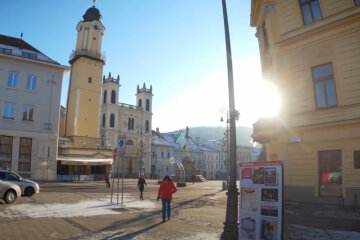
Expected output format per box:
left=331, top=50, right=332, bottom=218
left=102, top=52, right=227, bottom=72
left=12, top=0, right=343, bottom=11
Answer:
left=251, top=0, right=360, bottom=204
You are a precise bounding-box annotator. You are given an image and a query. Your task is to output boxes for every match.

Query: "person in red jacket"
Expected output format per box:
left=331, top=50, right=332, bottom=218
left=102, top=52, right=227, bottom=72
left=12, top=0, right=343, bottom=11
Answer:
left=157, top=175, right=177, bottom=222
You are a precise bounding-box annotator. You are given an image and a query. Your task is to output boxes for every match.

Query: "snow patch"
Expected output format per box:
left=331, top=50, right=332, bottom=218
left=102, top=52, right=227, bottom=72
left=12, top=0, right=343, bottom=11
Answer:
left=0, top=195, right=156, bottom=219
left=314, top=210, right=360, bottom=220
left=287, top=224, right=360, bottom=240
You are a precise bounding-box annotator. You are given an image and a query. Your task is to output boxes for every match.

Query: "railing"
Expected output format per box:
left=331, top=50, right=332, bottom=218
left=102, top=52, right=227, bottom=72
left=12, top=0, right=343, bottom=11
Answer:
left=69, top=49, right=106, bottom=63
left=118, top=102, right=143, bottom=111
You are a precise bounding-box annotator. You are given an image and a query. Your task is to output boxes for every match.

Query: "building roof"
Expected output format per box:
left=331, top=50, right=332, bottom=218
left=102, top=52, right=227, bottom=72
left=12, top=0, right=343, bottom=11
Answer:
left=83, top=6, right=102, bottom=22
left=0, top=34, right=61, bottom=65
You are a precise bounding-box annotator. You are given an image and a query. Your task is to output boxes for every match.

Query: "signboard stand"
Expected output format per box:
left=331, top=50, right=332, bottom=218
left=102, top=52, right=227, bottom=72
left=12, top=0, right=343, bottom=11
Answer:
left=110, top=136, right=126, bottom=205
left=238, top=161, right=283, bottom=240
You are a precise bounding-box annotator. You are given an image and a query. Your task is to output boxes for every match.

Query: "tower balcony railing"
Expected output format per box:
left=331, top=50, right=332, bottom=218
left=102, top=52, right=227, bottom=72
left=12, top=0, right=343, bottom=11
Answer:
left=69, top=49, right=106, bottom=63
left=118, top=102, right=143, bottom=111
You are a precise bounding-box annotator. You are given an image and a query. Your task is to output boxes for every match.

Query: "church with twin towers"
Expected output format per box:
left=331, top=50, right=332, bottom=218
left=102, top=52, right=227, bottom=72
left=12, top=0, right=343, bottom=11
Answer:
left=58, top=2, right=153, bottom=179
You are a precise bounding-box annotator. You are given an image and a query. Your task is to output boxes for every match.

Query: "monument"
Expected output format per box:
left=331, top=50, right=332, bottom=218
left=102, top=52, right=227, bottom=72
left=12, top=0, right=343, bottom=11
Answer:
left=180, top=127, right=199, bottom=183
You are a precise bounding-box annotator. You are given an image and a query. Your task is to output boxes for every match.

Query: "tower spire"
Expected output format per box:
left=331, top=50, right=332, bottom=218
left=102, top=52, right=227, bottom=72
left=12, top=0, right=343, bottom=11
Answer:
left=93, top=0, right=96, bottom=6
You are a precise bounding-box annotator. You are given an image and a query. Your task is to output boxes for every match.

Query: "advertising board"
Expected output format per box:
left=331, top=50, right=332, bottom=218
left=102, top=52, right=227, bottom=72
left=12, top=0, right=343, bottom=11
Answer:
left=239, top=161, right=283, bottom=240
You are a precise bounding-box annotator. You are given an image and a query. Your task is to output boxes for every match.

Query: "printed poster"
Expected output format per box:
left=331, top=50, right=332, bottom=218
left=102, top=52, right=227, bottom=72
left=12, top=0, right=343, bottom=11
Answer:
left=239, top=161, right=283, bottom=240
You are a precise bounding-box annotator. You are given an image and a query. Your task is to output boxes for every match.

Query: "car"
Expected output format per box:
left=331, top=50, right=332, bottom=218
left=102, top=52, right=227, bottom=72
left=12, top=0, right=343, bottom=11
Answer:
left=0, top=179, right=21, bottom=204
left=0, top=170, right=40, bottom=196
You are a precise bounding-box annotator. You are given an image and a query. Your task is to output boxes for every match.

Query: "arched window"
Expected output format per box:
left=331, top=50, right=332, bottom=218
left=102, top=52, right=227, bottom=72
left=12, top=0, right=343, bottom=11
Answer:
left=102, top=113, right=106, bottom=127
left=126, top=140, right=134, bottom=146
left=103, top=90, right=107, bottom=104
left=138, top=99, right=142, bottom=108
left=145, top=120, right=149, bottom=133
left=110, top=113, right=115, bottom=128
left=146, top=99, right=150, bottom=111
left=88, top=77, right=92, bottom=83
left=128, top=117, right=131, bottom=130
left=111, top=90, right=116, bottom=104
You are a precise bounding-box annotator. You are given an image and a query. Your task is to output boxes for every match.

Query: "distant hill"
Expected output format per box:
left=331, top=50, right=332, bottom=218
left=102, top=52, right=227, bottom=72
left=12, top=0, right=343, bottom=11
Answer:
left=176, top=126, right=254, bottom=147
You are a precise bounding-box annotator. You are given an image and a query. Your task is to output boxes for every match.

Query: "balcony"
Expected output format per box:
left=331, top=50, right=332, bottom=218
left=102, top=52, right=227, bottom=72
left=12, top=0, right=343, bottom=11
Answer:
left=252, top=117, right=283, bottom=144
left=69, top=49, right=106, bottom=64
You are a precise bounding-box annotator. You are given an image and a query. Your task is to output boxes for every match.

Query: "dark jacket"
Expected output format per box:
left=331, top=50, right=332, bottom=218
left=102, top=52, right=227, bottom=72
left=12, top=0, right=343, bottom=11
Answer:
left=138, top=178, right=147, bottom=190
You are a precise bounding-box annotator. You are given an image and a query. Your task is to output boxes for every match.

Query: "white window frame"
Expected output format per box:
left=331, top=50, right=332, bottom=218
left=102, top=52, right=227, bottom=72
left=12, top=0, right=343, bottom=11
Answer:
left=26, top=75, right=37, bottom=91
left=22, top=105, right=34, bottom=121
left=3, top=102, right=16, bottom=119
left=7, top=72, right=19, bottom=89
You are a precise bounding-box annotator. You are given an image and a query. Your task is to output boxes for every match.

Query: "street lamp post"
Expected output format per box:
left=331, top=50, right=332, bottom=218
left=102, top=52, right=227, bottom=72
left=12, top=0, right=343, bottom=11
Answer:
left=221, top=0, right=239, bottom=239
left=220, top=109, right=230, bottom=188
left=137, top=128, right=145, bottom=176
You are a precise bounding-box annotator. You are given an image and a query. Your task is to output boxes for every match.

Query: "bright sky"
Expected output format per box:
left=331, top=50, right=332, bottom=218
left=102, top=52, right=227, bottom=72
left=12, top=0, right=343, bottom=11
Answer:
left=1, top=0, right=280, bottom=132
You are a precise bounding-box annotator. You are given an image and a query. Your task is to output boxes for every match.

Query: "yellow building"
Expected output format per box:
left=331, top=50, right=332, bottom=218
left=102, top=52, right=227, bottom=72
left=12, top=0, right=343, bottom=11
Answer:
left=251, top=0, right=360, bottom=204
left=58, top=4, right=112, bottom=180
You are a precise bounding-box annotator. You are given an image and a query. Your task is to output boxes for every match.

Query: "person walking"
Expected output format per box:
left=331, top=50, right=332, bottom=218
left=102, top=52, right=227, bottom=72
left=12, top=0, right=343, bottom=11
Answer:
left=138, top=175, right=147, bottom=200
left=105, top=171, right=111, bottom=188
left=157, top=175, right=177, bottom=222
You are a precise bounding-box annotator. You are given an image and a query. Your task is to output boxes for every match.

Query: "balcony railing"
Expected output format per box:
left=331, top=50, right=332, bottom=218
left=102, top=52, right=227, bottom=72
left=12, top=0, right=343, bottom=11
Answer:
left=118, top=102, right=143, bottom=111
left=69, top=49, right=106, bottom=63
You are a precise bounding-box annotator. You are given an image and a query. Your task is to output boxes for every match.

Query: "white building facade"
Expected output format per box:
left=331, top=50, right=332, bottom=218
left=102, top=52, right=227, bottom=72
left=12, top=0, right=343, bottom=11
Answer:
left=0, top=34, right=69, bottom=180
left=100, top=74, right=153, bottom=178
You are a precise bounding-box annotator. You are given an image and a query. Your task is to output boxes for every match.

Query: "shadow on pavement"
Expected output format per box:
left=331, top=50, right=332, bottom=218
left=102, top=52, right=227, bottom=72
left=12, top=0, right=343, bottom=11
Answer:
left=104, top=221, right=164, bottom=240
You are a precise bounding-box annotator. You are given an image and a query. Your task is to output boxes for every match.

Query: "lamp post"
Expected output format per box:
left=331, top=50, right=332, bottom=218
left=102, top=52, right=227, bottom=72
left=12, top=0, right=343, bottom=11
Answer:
left=220, top=0, right=239, bottom=239
left=137, top=128, right=145, bottom=176
left=220, top=108, right=230, bottom=188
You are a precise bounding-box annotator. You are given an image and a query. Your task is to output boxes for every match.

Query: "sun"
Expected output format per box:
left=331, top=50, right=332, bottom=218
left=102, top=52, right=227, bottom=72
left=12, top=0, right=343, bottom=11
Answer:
left=234, top=60, right=281, bottom=126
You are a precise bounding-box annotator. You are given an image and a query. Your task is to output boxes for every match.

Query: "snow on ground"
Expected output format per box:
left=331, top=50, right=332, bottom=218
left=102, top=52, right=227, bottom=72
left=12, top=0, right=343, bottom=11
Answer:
left=314, top=210, right=360, bottom=220
left=0, top=195, right=156, bottom=220
left=174, top=232, right=219, bottom=240
left=287, top=224, right=360, bottom=240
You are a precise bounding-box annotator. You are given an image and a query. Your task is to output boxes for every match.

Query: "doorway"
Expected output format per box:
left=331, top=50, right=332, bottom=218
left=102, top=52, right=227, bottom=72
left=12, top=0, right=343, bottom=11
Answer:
left=318, top=150, right=342, bottom=197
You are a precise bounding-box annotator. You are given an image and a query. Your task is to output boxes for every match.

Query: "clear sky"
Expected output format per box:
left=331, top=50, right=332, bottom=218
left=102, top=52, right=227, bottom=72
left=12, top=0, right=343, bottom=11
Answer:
left=2, top=0, right=279, bottom=132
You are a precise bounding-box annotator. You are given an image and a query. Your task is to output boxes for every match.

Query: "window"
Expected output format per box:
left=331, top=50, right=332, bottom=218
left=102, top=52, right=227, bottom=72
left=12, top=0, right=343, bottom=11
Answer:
left=299, top=0, right=322, bottom=25
left=128, top=117, right=134, bottom=130
left=103, top=90, right=107, bottom=104
left=161, top=152, right=164, bottom=158
left=7, top=72, right=18, bottom=88
left=3, top=102, right=15, bottom=119
left=262, top=21, right=269, bottom=50
left=167, top=152, right=170, bottom=158
left=146, top=99, right=150, bottom=111
left=0, top=47, right=12, bottom=54
left=312, top=63, right=337, bottom=109
left=0, top=136, right=12, bottom=170
left=22, top=105, right=34, bottom=121
left=111, top=90, right=116, bottom=104
left=102, top=113, right=106, bottom=127
left=110, top=113, right=115, bottom=128
left=318, top=150, right=342, bottom=196
left=145, top=120, right=150, bottom=133
left=355, top=0, right=360, bottom=6
left=354, top=151, right=360, bottom=168
left=138, top=99, right=142, bottom=108
left=88, top=77, right=92, bottom=83
left=26, top=75, right=37, bottom=91
left=22, top=52, right=37, bottom=59
left=19, top=138, right=31, bottom=171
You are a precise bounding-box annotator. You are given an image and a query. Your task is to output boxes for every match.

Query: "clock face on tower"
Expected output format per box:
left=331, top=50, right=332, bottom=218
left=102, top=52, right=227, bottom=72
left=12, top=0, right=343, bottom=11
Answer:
left=93, top=25, right=99, bottom=31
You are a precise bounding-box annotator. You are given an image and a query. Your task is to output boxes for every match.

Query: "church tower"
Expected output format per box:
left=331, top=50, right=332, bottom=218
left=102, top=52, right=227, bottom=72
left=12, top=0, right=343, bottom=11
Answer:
left=65, top=3, right=105, bottom=146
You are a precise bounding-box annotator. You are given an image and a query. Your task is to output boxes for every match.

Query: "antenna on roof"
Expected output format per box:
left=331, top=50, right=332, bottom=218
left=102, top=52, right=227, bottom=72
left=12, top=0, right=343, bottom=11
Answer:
left=20, top=32, right=23, bottom=39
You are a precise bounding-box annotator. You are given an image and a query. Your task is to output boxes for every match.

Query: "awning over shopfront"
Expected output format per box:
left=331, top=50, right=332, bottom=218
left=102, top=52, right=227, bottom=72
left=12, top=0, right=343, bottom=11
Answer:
left=57, top=156, right=113, bottom=166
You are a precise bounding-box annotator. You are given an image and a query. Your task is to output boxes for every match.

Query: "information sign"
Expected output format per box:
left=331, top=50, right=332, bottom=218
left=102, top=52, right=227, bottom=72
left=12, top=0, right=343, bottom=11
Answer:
left=239, top=161, right=283, bottom=240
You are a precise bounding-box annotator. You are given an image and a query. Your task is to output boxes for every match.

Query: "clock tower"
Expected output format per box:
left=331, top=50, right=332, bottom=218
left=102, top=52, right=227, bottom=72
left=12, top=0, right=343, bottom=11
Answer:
left=65, top=4, right=105, bottom=147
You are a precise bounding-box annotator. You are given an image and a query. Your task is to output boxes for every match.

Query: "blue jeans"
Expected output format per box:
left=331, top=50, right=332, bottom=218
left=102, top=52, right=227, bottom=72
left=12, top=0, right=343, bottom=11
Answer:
left=161, top=199, right=171, bottom=220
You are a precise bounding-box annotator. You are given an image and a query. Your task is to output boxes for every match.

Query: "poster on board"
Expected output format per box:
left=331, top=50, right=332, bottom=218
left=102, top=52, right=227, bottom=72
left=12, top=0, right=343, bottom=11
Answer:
left=239, top=161, right=283, bottom=240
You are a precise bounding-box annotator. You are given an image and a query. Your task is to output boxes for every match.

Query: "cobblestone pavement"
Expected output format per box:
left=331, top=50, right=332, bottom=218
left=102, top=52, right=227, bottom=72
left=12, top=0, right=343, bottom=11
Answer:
left=0, top=180, right=359, bottom=239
